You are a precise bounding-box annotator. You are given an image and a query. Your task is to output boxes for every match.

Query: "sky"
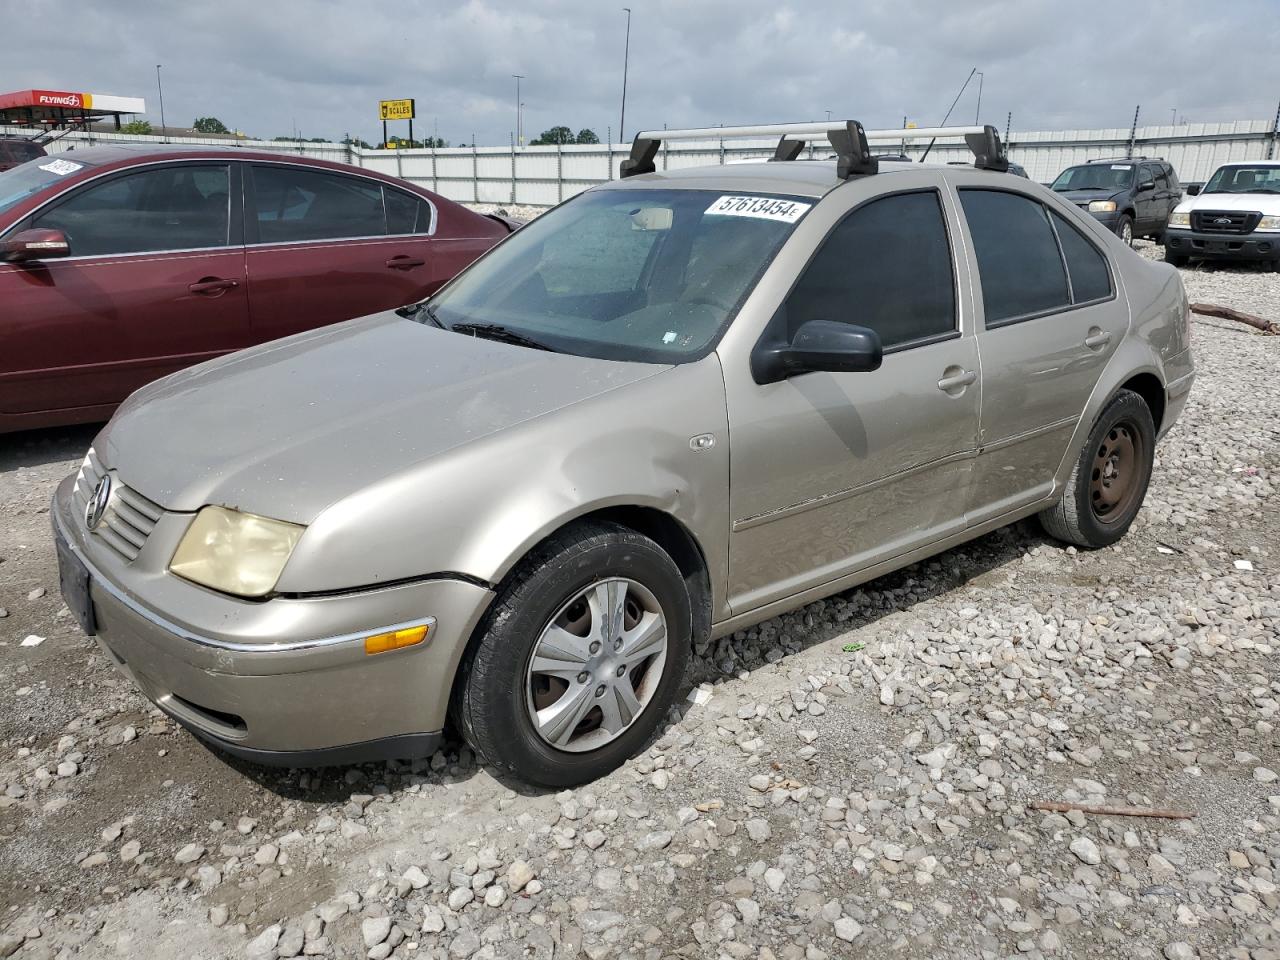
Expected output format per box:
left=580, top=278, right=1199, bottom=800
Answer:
left=5, top=0, right=1279, bottom=147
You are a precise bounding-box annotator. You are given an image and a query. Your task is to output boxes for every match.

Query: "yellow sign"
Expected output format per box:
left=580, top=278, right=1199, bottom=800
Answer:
left=379, top=98, right=415, bottom=121
left=905, top=121, right=918, bottom=129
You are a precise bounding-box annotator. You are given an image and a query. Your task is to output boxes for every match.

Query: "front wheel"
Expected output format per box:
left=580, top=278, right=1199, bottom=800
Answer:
left=1116, top=214, right=1134, bottom=246
left=1039, top=389, right=1156, bottom=548
left=452, top=521, right=691, bottom=788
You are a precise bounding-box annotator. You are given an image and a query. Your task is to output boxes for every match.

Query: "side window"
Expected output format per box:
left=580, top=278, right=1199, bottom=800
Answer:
left=959, top=189, right=1070, bottom=325
left=1050, top=211, right=1111, bottom=304
left=783, top=191, right=955, bottom=349
left=1140, top=164, right=1159, bottom=189
left=1163, top=164, right=1180, bottom=190
left=32, top=164, right=230, bottom=256
left=252, top=165, right=386, bottom=243
left=385, top=188, right=432, bottom=235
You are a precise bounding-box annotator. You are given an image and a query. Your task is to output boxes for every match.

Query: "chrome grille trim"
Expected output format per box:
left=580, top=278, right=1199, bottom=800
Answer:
left=73, top=448, right=163, bottom=562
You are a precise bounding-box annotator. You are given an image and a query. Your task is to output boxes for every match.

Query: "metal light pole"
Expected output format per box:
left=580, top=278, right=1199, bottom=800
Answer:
left=156, top=64, right=167, bottom=142
left=513, top=75, right=524, bottom=145
left=619, top=7, right=632, bottom=144
left=825, top=110, right=832, bottom=123
left=974, top=71, right=984, bottom=123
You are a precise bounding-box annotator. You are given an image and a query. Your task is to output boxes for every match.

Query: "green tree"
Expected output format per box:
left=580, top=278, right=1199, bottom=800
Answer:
left=193, top=116, right=230, bottom=134
left=120, top=119, right=153, bottom=135
left=531, top=125, right=575, bottom=145
left=422, top=136, right=449, bottom=148
left=575, top=128, right=600, bottom=145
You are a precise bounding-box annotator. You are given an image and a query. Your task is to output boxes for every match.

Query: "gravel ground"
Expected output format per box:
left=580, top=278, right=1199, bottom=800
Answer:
left=1, top=244, right=1278, bottom=960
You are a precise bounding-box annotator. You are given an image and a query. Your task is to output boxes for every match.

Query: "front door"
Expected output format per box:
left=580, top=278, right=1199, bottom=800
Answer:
left=725, top=187, right=981, bottom=616
left=954, top=187, right=1130, bottom=523
left=0, top=161, right=249, bottom=419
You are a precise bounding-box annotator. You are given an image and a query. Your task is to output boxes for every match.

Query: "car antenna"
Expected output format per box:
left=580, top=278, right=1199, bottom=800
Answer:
left=919, top=67, right=977, bottom=163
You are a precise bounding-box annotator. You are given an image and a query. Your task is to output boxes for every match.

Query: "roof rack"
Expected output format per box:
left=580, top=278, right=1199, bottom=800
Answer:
left=1086, top=155, right=1165, bottom=163
left=620, top=121, right=1009, bottom=180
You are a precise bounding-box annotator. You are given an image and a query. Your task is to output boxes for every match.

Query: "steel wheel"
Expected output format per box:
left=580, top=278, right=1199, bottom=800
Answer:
left=525, top=578, right=668, bottom=753
left=1090, top=419, right=1145, bottom=523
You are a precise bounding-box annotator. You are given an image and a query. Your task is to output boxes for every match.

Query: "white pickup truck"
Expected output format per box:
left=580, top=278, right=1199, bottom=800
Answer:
left=1164, top=161, right=1280, bottom=270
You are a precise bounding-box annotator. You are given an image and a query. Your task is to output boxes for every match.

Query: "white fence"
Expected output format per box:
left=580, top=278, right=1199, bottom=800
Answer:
left=7, top=118, right=1277, bottom=206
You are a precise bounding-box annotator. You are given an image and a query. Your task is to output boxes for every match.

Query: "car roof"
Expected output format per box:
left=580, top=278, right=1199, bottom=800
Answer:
left=1215, top=160, right=1280, bottom=168
left=593, top=159, right=1011, bottom=199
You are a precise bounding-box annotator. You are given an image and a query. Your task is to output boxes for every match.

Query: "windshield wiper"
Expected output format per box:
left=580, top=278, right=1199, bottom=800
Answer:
left=449, top=321, right=554, bottom=351
left=397, top=302, right=446, bottom=328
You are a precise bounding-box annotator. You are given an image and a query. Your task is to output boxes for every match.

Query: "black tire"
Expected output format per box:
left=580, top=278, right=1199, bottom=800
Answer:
left=1039, top=389, right=1156, bottom=549
left=451, top=520, right=691, bottom=788
left=1164, top=249, right=1189, bottom=267
left=1115, top=214, right=1134, bottom=246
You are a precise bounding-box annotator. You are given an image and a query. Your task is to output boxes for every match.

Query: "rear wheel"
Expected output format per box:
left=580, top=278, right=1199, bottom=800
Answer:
left=1116, top=214, right=1134, bottom=246
left=1039, top=389, right=1155, bottom=548
left=452, top=521, right=691, bottom=788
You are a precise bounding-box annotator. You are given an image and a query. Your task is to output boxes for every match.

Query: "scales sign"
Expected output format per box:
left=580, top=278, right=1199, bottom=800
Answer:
left=379, top=99, right=415, bottom=121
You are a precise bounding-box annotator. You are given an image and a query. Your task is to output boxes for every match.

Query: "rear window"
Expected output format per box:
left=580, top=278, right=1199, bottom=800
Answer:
left=3, top=140, right=44, bottom=163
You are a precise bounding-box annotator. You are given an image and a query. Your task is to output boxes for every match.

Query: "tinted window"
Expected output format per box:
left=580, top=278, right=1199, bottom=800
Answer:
left=32, top=164, right=230, bottom=256
left=959, top=190, right=1069, bottom=325
left=385, top=188, right=431, bottom=234
left=1163, top=164, right=1180, bottom=190
left=783, top=191, right=955, bottom=349
left=1050, top=211, right=1111, bottom=303
left=253, top=165, right=385, bottom=242
left=1140, top=164, right=1159, bottom=188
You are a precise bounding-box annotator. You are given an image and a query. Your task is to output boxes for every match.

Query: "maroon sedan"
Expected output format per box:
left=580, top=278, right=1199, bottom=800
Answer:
left=0, top=144, right=511, bottom=433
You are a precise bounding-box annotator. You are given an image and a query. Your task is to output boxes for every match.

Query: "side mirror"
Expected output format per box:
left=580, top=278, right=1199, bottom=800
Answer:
left=1, top=228, right=70, bottom=262
left=752, top=319, right=883, bottom=385
left=1138, top=180, right=1155, bottom=192
left=1186, top=183, right=1201, bottom=196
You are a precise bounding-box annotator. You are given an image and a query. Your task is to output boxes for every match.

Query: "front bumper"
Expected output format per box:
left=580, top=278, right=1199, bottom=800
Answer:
left=53, top=476, right=494, bottom=766
left=1164, top=228, right=1280, bottom=262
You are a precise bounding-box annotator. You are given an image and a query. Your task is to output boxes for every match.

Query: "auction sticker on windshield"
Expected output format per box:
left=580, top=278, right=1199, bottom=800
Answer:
left=38, top=159, right=83, bottom=176
left=705, top=195, right=811, bottom=223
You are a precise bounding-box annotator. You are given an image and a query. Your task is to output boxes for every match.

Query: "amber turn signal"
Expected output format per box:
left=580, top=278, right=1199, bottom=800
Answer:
left=364, top=623, right=430, bottom=655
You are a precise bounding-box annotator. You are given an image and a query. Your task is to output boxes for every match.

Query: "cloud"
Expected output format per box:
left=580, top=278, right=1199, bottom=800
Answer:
left=5, top=0, right=1276, bottom=146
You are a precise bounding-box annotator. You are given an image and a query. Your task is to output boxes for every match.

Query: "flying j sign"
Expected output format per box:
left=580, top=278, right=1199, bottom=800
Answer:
left=379, top=99, right=416, bottom=121
left=0, top=89, right=147, bottom=114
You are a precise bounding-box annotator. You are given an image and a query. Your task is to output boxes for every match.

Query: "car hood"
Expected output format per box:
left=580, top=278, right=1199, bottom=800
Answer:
left=1180, top=192, right=1280, bottom=213
left=1055, top=188, right=1125, bottom=205
left=99, top=312, right=667, bottom=522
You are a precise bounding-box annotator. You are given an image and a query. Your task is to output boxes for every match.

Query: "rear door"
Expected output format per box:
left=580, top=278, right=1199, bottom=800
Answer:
left=244, top=163, right=442, bottom=343
left=956, top=186, right=1128, bottom=523
left=1135, top=163, right=1162, bottom=235
left=0, top=160, right=248, bottom=418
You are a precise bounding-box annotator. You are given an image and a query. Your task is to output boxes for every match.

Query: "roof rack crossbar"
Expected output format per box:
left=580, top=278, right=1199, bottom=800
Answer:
left=621, top=121, right=1009, bottom=178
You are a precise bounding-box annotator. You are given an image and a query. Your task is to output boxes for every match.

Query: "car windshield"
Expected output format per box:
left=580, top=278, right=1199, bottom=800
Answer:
left=0, top=155, right=93, bottom=216
left=424, top=188, right=809, bottom=363
left=1051, top=163, right=1135, bottom=192
left=1202, top=165, right=1280, bottom=194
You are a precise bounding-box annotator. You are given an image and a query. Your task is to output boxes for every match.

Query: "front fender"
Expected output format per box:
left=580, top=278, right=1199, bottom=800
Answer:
left=276, top=358, right=731, bottom=611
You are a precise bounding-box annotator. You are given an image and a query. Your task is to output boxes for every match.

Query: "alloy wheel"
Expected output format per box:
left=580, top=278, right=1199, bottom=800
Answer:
left=525, top=578, right=668, bottom=753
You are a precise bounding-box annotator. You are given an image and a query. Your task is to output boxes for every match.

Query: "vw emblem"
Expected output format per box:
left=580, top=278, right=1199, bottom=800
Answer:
left=85, top=475, right=112, bottom=530
left=1213, top=217, right=1232, bottom=225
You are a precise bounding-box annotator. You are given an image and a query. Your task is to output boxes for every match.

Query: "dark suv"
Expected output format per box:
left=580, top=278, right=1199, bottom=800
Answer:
left=1050, top=157, right=1181, bottom=245
left=0, top=136, right=46, bottom=172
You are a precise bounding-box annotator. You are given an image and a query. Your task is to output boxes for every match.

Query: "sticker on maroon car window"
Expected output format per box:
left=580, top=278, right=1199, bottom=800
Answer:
left=38, top=159, right=83, bottom=176
left=704, top=195, right=811, bottom=223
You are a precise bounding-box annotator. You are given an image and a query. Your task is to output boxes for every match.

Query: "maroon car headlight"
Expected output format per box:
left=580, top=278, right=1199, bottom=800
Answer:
left=169, top=506, right=305, bottom=598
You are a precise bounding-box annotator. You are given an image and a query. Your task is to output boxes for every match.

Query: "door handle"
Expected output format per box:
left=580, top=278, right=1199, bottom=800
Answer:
left=385, top=256, right=426, bottom=270
left=188, top=278, right=239, bottom=296
left=937, top=369, right=977, bottom=392
left=1084, top=330, right=1113, bottom=350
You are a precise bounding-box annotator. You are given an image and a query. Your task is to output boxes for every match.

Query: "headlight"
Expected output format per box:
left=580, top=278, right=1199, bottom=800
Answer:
left=1256, top=214, right=1280, bottom=232
left=1168, top=211, right=1191, bottom=228
left=1088, top=200, right=1118, bottom=213
left=170, top=506, right=305, bottom=597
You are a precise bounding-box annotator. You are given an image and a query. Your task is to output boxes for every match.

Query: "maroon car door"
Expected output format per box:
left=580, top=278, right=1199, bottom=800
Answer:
left=244, top=163, right=448, bottom=343
left=0, top=161, right=249, bottom=420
